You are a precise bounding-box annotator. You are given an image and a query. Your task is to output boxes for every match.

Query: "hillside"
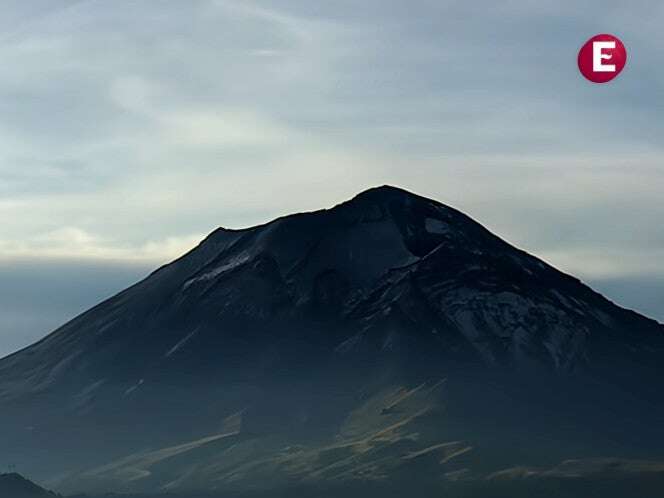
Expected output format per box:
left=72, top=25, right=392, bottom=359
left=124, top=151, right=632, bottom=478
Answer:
left=0, top=186, right=662, bottom=495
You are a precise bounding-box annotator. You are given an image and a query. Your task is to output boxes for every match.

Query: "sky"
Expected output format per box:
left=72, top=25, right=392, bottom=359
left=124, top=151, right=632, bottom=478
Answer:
left=1, top=0, right=663, bottom=358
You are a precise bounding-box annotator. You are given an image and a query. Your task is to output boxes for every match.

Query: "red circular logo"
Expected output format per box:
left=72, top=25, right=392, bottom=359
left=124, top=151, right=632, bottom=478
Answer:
left=577, top=34, right=627, bottom=83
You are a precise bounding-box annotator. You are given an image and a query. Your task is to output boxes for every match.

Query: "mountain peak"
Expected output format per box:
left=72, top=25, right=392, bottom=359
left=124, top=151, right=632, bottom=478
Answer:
left=352, top=184, right=414, bottom=199
left=347, top=185, right=441, bottom=209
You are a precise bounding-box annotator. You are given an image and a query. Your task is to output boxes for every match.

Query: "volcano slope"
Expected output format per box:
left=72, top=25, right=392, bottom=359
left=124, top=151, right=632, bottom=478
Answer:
left=0, top=473, right=59, bottom=498
left=1, top=186, right=663, bottom=496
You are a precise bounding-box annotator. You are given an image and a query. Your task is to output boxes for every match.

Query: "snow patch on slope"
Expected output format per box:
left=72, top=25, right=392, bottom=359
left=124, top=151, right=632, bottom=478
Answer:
left=124, top=379, right=144, bottom=397
left=165, top=329, right=199, bottom=358
left=183, top=253, right=251, bottom=289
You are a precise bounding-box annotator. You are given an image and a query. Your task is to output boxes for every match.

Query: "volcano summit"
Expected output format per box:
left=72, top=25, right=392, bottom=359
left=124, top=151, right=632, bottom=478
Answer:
left=1, top=186, right=663, bottom=496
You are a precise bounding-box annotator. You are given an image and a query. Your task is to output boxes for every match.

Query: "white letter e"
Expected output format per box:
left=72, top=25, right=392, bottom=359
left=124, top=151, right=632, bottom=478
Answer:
left=593, top=41, right=616, bottom=72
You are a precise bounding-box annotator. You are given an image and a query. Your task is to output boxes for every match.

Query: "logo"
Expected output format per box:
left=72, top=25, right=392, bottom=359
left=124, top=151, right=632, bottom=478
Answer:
left=577, top=34, right=627, bottom=83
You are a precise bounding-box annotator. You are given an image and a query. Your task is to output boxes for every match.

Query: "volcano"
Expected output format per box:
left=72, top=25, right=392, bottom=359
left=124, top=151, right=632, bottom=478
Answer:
left=1, top=186, right=663, bottom=496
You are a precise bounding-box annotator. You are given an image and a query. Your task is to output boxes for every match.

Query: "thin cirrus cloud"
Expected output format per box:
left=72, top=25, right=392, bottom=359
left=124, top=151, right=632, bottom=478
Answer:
left=0, top=0, right=663, bottom=357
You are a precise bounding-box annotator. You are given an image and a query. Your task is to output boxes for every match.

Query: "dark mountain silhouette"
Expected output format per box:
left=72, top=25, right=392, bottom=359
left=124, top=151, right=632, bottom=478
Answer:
left=1, top=186, right=663, bottom=495
left=0, top=473, right=59, bottom=498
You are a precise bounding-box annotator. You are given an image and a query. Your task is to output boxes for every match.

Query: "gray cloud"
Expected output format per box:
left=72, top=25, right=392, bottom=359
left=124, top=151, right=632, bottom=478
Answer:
left=0, top=0, right=662, bottom=354
left=0, top=259, right=151, bottom=359
left=591, top=276, right=664, bottom=324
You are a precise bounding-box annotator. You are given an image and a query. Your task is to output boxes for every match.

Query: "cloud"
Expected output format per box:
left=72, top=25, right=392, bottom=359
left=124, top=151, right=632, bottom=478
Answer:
left=0, top=258, right=151, bottom=359
left=0, top=227, right=205, bottom=263
left=0, top=1, right=661, bottom=274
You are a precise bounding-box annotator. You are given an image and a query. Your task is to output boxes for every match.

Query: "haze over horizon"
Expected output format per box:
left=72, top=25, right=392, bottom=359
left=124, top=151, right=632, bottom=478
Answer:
left=1, top=0, right=663, bottom=357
